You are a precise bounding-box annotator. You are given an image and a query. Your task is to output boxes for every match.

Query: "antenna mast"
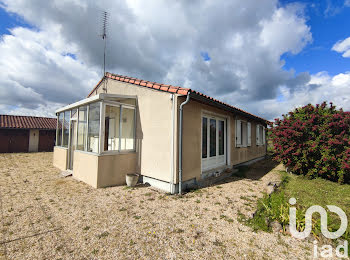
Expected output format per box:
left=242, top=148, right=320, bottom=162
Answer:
left=101, top=11, right=109, bottom=92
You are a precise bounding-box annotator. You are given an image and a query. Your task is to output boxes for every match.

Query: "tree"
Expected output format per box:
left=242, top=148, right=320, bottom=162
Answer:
left=271, top=102, right=350, bottom=184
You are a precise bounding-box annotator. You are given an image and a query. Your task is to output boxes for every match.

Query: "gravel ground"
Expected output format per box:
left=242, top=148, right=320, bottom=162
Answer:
left=0, top=153, right=314, bottom=259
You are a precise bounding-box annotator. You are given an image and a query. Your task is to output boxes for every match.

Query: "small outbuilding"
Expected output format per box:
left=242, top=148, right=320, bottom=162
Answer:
left=0, top=115, right=57, bottom=153
left=54, top=72, right=268, bottom=193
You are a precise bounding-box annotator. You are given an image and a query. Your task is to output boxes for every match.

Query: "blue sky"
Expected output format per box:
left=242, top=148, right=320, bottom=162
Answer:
left=0, top=0, right=350, bottom=119
left=0, top=7, right=32, bottom=35
left=281, top=0, right=350, bottom=75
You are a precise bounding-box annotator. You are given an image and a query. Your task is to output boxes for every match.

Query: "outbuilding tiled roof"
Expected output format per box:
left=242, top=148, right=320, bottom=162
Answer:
left=0, top=115, right=57, bottom=130
left=88, top=72, right=268, bottom=123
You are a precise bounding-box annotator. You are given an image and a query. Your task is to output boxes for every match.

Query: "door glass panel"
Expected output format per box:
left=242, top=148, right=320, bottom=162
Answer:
left=210, top=119, right=216, bottom=157
left=57, top=113, right=63, bottom=146
left=202, top=117, right=207, bottom=158
left=77, top=106, right=87, bottom=151
left=62, top=111, right=70, bottom=147
left=105, top=105, right=120, bottom=151
left=120, top=107, right=135, bottom=150
left=219, top=120, right=224, bottom=155
left=87, top=102, right=100, bottom=153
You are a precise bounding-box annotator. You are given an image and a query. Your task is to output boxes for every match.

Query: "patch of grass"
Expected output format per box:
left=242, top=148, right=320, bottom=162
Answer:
left=174, top=228, right=184, bottom=233
left=220, top=215, right=234, bottom=223
left=240, top=196, right=254, bottom=202
left=97, top=231, right=109, bottom=239
left=83, top=226, right=90, bottom=231
left=246, top=170, right=350, bottom=242
left=133, top=215, right=141, bottom=220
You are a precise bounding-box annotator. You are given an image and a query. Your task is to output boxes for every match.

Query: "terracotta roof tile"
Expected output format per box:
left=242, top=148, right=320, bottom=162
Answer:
left=0, top=115, right=57, bottom=130
left=87, top=72, right=267, bottom=122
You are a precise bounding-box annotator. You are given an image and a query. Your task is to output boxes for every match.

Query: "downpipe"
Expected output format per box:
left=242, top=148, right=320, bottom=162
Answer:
left=178, top=92, right=191, bottom=195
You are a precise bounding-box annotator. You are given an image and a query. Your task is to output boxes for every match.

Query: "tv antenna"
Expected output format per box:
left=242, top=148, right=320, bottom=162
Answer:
left=100, top=11, right=109, bottom=92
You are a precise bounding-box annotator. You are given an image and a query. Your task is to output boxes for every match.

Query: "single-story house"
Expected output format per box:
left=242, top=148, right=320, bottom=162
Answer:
left=53, top=72, right=267, bottom=193
left=0, top=115, right=57, bottom=153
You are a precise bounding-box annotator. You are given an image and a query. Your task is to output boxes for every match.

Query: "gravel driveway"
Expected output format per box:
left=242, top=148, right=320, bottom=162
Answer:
left=0, top=153, right=313, bottom=259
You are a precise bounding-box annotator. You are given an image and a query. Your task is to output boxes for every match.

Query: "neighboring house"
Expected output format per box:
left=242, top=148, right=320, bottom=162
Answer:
left=0, top=115, right=57, bottom=153
left=53, top=72, right=267, bottom=193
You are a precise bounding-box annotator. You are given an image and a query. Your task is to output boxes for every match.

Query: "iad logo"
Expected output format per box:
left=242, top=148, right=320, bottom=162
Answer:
left=289, top=197, right=348, bottom=239
left=289, top=198, right=349, bottom=258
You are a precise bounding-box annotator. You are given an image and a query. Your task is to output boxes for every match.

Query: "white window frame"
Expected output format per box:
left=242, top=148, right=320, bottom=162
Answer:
left=256, top=124, right=266, bottom=146
left=201, top=111, right=227, bottom=172
left=236, top=119, right=250, bottom=148
left=100, top=102, right=137, bottom=155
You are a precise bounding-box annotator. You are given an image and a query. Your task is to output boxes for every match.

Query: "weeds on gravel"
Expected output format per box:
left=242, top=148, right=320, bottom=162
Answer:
left=97, top=231, right=109, bottom=239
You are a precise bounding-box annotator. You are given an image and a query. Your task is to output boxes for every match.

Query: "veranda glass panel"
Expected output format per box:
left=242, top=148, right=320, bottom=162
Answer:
left=120, top=107, right=135, bottom=150
left=57, top=112, right=63, bottom=146
left=77, top=106, right=87, bottom=151
left=62, top=111, right=70, bottom=147
left=210, top=119, right=216, bottom=157
left=104, top=105, right=120, bottom=151
left=87, top=102, right=100, bottom=153
left=202, top=117, right=207, bottom=158
left=219, top=120, right=224, bottom=155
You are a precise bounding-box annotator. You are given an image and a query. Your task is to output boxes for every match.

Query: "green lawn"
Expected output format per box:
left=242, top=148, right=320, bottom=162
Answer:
left=245, top=170, right=350, bottom=241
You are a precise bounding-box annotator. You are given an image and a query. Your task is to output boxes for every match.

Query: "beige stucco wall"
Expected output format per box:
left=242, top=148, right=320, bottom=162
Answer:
left=29, top=129, right=39, bottom=152
left=73, top=150, right=99, bottom=188
left=72, top=150, right=137, bottom=188
left=97, top=152, right=137, bottom=188
left=180, top=97, right=267, bottom=183
left=53, top=146, right=67, bottom=170
left=94, top=79, right=175, bottom=183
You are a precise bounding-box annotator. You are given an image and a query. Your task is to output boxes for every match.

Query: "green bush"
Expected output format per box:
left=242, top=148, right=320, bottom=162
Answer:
left=271, top=102, right=350, bottom=183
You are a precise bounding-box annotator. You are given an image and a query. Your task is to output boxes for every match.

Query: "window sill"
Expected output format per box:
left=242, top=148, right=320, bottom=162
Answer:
left=74, top=149, right=136, bottom=156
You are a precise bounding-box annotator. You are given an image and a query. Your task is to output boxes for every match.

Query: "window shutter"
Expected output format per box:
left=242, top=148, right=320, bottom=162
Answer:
left=236, top=120, right=241, bottom=147
left=247, top=122, right=251, bottom=146
left=256, top=124, right=260, bottom=145
left=263, top=126, right=266, bottom=145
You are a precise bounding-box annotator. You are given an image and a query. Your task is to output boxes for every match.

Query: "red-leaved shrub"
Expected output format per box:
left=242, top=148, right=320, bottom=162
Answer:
left=271, top=102, right=350, bottom=184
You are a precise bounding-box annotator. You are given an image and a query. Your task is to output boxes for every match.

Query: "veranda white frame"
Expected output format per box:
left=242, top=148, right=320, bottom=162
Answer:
left=55, top=94, right=137, bottom=157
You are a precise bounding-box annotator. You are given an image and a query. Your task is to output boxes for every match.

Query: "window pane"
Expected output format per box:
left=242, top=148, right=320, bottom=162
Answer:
left=57, top=113, right=63, bottom=146
left=121, top=107, right=135, bottom=150
left=202, top=117, right=207, bottom=158
left=87, top=103, right=100, bottom=153
left=219, top=120, right=224, bottom=155
left=105, top=105, right=120, bottom=151
left=210, top=119, right=216, bottom=157
left=71, top=108, right=78, bottom=119
left=62, top=111, right=70, bottom=147
left=77, top=106, right=87, bottom=151
left=259, top=125, right=263, bottom=144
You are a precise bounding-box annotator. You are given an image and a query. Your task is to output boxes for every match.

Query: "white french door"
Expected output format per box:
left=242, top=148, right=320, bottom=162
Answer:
left=201, top=114, right=227, bottom=171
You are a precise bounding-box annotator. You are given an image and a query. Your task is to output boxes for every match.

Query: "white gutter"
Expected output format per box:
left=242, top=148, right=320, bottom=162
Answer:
left=170, top=94, right=176, bottom=194
left=178, top=92, right=191, bottom=194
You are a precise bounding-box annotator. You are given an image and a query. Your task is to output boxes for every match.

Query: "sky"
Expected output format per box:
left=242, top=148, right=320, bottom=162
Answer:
left=0, top=0, right=350, bottom=121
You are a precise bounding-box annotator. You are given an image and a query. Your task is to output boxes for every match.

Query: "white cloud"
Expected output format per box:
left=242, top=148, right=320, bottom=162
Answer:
left=332, top=37, right=350, bottom=57
left=0, top=26, right=99, bottom=116
left=248, top=71, right=350, bottom=121
left=0, top=0, right=344, bottom=121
